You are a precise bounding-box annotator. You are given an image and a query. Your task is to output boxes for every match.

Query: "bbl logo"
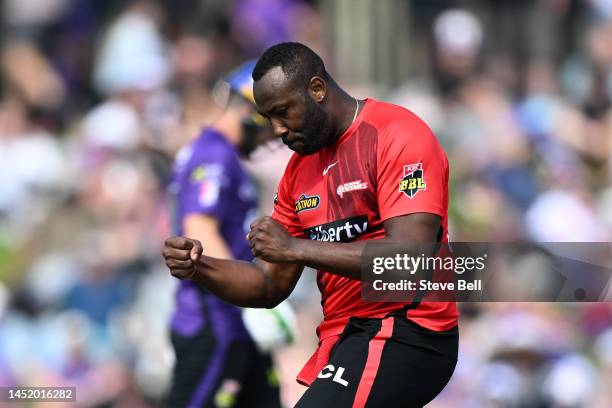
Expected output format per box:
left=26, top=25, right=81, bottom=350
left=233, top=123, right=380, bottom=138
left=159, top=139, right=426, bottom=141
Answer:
left=399, top=163, right=426, bottom=198
left=295, top=194, right=320, bottom=214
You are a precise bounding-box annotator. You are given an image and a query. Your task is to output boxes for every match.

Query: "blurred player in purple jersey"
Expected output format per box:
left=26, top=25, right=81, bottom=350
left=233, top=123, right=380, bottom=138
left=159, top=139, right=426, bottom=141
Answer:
left=165, top=61, right=282, bottom=408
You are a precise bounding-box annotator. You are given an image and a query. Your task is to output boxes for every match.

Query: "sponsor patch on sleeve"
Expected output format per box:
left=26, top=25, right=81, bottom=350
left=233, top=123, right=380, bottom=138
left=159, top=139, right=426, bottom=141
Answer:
left=295, top=194, right=320, bottom=214
left=399, top=163, right=426, bottom=198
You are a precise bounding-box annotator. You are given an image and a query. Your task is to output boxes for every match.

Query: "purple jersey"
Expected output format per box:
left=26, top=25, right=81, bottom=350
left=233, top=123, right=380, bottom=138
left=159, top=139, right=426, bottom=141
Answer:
left=168, top=128, right=258, bottom=340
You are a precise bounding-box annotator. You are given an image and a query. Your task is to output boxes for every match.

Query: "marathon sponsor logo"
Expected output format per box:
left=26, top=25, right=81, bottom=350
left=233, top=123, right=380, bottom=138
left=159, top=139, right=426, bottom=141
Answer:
left=295, top=194, right=320, bottom=214
left=337, top=180, right=368, bottom=198
left=304, top=215, right=368, bottom=242
left=399, top=163, right=426, bottom=198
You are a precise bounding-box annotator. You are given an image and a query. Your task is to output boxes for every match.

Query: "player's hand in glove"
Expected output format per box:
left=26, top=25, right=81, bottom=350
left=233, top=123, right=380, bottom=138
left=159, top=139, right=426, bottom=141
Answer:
left=163, top=236, right=203, bottom=279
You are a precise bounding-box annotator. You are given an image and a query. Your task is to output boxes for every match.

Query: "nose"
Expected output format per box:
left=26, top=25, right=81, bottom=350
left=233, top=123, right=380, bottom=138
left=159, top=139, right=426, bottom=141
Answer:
left=270, top=118, right=289, bottom=138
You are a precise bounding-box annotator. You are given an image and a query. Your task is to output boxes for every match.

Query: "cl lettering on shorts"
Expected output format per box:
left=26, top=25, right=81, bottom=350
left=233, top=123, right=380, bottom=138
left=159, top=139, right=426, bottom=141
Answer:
left=399, top=162, right=426, bottom=198
left=317, top=364, right=349, bottom=387
left=295, top=194, right=321, bottom=214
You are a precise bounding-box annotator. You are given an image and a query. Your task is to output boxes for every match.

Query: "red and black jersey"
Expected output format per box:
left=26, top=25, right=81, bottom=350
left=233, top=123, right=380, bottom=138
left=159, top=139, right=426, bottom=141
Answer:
left=272, top=98, right=458, bottom=385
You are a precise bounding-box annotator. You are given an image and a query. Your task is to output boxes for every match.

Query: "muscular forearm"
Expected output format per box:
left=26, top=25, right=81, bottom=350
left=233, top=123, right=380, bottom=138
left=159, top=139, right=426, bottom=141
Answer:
left=287, top=215, right=442, bottom=280
left=164, top=235, right=302, bottom=308
left=191, top=256, right=275, bottom=308
left=292, top=238, right=368, bottom=280
left=190, top=255, right=301, bottom=308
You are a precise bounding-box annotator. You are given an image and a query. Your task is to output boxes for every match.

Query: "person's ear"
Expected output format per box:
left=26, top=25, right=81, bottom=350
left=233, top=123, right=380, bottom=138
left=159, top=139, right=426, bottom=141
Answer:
left=308, top=76, right=326, bottom=103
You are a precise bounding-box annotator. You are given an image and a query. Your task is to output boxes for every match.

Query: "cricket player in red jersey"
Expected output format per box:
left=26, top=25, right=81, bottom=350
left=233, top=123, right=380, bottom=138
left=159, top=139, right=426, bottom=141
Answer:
left=164, top=42, right=458, bottom=407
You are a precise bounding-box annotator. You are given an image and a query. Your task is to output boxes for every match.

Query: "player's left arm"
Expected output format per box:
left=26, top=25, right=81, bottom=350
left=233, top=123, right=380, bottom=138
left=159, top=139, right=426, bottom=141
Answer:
left=248, top=213, right=440, bottom=280
left=248, top=111, right=447, bottom=280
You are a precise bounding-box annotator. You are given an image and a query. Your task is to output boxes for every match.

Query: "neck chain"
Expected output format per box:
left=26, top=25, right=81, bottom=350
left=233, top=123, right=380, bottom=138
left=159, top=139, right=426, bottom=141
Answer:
left=351, top=98, right=359, bottom=125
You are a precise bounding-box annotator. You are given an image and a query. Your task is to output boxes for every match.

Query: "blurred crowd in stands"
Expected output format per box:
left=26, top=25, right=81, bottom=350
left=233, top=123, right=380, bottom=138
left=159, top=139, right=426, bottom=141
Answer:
left=0, top=0, right=610, bottom=406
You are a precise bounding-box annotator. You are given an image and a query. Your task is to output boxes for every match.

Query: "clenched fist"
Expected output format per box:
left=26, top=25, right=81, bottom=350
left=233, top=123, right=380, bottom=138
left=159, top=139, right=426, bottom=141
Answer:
left=163, top=236, right=203, bottom=279
left=247, top=216, right=299, bottom=263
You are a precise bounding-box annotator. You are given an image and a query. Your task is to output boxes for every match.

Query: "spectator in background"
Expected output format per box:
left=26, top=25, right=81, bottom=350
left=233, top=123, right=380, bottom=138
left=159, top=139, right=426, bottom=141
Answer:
left=388, top=8, right=483, bottom=134
left=431, top=8, right=483, bottom=98
left=87, top=0, right=172, bottom=153
left=231, top=0, right=312, bottom=57
left=172, top=32, right=224, bottom=151
left=560, top=15, right=612, bottom=119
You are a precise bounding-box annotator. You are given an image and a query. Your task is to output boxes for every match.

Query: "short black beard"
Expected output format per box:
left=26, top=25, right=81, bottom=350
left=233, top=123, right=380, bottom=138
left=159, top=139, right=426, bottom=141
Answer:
left=295, top=95, right=336, bottom=155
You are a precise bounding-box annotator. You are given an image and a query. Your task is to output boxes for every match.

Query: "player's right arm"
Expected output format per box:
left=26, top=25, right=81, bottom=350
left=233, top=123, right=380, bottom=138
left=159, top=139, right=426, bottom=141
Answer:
left=163, top=236, right=303, bottom=308
left=166, top=154, right=303, bottom=308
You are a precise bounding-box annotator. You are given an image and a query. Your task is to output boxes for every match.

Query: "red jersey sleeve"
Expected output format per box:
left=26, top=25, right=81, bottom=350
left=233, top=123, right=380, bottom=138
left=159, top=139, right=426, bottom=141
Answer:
left=376, top=111, right=448, bottom=222
left=271, top=163, right=304, bottom=237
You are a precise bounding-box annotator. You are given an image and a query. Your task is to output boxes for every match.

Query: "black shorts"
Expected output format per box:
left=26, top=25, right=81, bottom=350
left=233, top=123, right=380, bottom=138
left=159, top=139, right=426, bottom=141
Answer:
left=294, top=315, right=458, bottom=408
left=165, top=326, right=281, bottom=408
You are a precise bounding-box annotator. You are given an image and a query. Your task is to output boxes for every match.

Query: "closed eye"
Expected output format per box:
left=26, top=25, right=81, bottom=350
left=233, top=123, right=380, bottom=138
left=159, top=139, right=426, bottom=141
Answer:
left=272, top=107, right=288, bottom=117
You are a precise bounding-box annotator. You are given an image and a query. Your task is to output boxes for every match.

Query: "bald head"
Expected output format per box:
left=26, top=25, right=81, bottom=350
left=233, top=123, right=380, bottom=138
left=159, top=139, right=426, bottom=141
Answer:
left=252, top=42, right=329, bottom=88
left=251, top=42, right=354, bottom=156
left=253, top=66, right=288, bottom=96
